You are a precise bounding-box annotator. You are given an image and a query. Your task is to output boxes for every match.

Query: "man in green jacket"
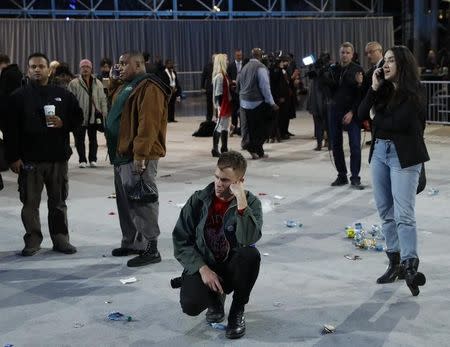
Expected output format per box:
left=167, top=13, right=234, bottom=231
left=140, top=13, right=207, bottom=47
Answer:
left=172, top=151, right=262, bottom=339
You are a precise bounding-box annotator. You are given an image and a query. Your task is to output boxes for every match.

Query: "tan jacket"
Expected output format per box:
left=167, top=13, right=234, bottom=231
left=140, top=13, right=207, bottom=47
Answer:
left=111, top=78, right=171, bottom=161
left=67, top=75, right=107, bottom=126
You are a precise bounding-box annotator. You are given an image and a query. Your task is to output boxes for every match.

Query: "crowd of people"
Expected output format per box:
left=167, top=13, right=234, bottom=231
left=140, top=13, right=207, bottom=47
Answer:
left=0, top=41, right=430, bottom=339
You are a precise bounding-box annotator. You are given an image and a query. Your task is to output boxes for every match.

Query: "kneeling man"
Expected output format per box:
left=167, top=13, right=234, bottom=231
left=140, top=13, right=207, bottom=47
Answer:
left=172, top=151, right=262, bottom=339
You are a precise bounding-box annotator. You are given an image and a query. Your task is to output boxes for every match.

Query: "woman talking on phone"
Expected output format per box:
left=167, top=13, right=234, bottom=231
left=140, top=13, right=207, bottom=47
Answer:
left=358, top=46, right=429, bottom=296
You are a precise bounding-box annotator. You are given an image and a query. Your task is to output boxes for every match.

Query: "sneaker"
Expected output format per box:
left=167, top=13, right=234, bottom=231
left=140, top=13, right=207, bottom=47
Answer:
left=331, top=176, right=349, bottom=186
left=21, top=246, right=41, bottom=257
left=111, top=247, right=140, bottom=257
left=89, top=161, right=97, bottom=168
left=52, top=243, right=77, bottom=254
left=79, top=162, right=87, bottom=168
left=127, top=251, right=161, bottom=267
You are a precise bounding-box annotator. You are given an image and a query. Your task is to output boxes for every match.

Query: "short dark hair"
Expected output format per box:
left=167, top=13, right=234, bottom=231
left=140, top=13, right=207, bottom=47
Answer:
left=122, top=51, right=144, bottom=62
left=54, top=63, right=74, bottom=78
left=217, top=151, right=247, bottom=177
left=100, top=57, right=112, bottom=67
left=28, top=52, right=50, bottom=67
left=0, top=54, right=10, bottom=65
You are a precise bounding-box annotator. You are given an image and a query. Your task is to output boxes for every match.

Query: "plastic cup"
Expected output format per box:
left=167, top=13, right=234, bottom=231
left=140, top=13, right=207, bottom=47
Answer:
left=43, top=105, right=55, bottom=127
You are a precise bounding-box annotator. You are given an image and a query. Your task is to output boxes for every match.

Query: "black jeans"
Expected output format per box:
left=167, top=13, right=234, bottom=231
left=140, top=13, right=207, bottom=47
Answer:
left=206, top=90, right=213, bottom=122
left=74, top=126, right=98, bottom=163
left=244, top=103, right=272, bottom=157
left=180, top=247, right=261, bottom=316
left=328, top=107, right=362, bottom=180
left=168, top=95, right=177, bottom=122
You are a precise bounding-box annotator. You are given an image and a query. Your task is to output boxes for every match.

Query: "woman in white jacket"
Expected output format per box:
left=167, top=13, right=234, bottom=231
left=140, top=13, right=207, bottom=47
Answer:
left=211, top=54, right=232, bottom=157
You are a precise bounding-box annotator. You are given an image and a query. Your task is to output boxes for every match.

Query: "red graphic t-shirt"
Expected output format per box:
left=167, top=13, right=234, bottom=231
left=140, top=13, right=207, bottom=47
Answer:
left=204, top=195, right=232, bottom=262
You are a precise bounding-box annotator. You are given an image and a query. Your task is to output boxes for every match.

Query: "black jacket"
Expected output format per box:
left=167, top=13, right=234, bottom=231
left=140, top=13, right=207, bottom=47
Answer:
left=361, top=59, right=384, bottom=96
left=357, top=86, right=430, bottom=168
left=4, top=82, right=83, bottom=163
left=325, top=62, right=364, bottom=115
left=201, top=62, right=213, bottom=92
left=0, top=64, right=23, bottom=131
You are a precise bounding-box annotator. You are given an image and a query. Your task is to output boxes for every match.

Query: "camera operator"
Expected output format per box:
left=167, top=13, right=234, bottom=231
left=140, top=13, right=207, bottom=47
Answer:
left=306, top=52, right=332, bottom=151
left=323, top=42, right=364, bottom=189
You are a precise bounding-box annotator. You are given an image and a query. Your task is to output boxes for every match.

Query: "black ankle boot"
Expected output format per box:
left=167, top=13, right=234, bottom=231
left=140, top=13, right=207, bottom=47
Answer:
left=206, top=293, right=226, bottom=323
left=377, top=251, right=402, bottom=284
left=220, top=130, right=228, bottom=153
left=226, top=305, right=246, bottom=339
left=211, top=131, right=220, bottom=157
left=127, top=239, right=161, bottom=267
left=402, top=258, right=426, bottom=296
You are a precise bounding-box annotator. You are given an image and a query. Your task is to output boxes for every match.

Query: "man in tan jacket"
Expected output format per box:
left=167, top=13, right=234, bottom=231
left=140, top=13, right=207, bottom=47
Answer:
left=105, top=51, right=171, bottom=267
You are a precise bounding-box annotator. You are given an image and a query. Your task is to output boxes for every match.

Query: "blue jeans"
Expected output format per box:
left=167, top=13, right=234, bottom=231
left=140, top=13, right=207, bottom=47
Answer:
left=371, top=139, right=421, bottom=260
left=328, top=108, right=361, bottom=181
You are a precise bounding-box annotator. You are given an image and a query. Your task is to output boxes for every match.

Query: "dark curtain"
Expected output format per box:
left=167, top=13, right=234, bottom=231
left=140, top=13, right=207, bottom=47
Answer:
left=0, top=17, right=393, bottom=77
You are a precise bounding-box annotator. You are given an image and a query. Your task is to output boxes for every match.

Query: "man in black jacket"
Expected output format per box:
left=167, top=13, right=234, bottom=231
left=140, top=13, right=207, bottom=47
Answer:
left=227, top=49, right=245, bottom=135
left=3, top=52, right=83, bottom=256
left=201, top=56, right=214, bottom=122
left=326, top=42, right=364, bottom=189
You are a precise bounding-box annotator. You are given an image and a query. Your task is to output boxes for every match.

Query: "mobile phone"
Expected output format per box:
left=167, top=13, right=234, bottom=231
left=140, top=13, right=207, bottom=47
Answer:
left=376, top=68, right=384, bottom=80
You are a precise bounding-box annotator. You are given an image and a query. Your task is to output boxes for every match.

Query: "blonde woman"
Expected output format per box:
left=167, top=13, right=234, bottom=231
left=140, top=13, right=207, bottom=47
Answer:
left=211, top=54, right=232, bottom=157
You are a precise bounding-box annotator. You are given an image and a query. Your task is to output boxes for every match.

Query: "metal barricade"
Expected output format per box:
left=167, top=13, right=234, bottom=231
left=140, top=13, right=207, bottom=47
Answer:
left=421, top=81, right=450, bottom=124
left=176, top=71, right=203, bottom=93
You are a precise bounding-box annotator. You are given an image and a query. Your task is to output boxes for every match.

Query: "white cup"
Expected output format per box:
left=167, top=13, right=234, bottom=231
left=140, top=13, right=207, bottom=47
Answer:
left=43, top=105, right=55, bottom=127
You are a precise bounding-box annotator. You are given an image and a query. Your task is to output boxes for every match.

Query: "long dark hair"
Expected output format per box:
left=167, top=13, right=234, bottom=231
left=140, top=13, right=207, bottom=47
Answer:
left=375, top=45, right=424, bottom=112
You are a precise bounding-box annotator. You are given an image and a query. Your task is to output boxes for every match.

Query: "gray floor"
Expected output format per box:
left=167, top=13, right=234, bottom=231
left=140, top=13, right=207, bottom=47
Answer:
left=1, top=113, right=449, bottom=347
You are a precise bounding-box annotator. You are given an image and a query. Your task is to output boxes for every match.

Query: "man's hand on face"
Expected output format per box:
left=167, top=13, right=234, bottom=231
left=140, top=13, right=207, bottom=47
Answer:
left=133, top=159, right=146, bottom=174
left=199, top=265, right=224, bottom=294
left=10, top=159, right=23, bottom=174
left=230, top=181, right=248, bottom=210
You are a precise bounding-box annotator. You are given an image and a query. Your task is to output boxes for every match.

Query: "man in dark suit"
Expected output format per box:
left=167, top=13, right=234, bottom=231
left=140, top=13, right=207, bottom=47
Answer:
left=227, top=50, right=245, bottom=136
left=201, top=56, right=214, bottom=122
left=358, top=41, right=384, bottom=145
left=163, top=59, right=181, bottom=123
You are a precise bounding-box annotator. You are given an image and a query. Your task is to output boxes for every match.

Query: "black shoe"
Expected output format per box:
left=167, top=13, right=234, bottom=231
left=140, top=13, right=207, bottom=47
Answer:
left=168, top=119, right=178, bottom=123
left=127, top=239, right=161, bottom=267
left=220, top=130, right=228, bottom=153
left=402, top=258, right=426, bottom=296
left=53, top=243, right=77, bottom=254
left=226, top=308, right=246, bottom=339
left=111, top=247, right=140, bottom=257
left=331, top=176, right=348, bottom=186
left=377, top=252, right=402, bottom=284
left=314, top=145, right=322, bottom=151
left=211, top=149, right=220, bottom=157
left=206, top=293, right=226, bottom=323
left=350, top=178, right=365, bottom=190
left=21, top=246, right=41, bottom=257
left=287, top=131, right=295, bottom=136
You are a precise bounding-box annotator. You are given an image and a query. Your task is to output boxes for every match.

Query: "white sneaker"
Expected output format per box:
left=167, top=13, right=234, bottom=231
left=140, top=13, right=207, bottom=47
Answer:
left=89, top=161, right=97, bottom=168
left=79, top=162, right=87, bottom=168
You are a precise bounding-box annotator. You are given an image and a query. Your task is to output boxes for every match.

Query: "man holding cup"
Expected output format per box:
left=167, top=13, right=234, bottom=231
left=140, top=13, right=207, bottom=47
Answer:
left=3, top=52, right=83, bottom=256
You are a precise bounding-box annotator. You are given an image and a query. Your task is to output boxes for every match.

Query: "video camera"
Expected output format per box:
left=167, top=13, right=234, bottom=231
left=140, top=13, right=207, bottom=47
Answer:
left=304, top=52, right=332, bottom=78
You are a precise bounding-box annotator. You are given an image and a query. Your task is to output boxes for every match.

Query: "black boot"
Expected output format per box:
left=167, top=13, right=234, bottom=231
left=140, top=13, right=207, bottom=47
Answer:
left=402, top=258, right=426, bottom=296
left=211, top=131, right=220, bottom=157
left=220, top=131, right=229, bottom=153
left=127, top=239, right=161, bottom=267
left=225, top=304, right=246, bottom=339
left=377, top=252, right=402, bottom=284
left=205, top=293, right=226, bottom=323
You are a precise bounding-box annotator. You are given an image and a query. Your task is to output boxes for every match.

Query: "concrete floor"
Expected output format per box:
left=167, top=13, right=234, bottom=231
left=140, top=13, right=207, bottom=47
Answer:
left=1, top=113, right=449, bottom=347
